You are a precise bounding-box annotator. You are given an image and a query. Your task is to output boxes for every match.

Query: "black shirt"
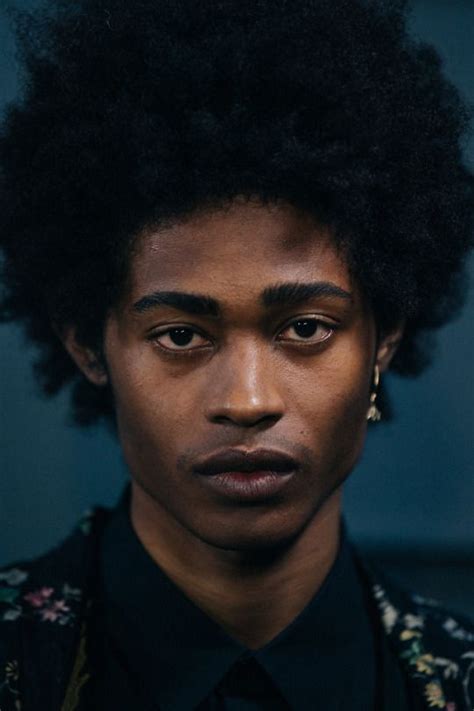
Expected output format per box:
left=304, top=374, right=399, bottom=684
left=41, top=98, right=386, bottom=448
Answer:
left=86, top=492, right=413, bottom=710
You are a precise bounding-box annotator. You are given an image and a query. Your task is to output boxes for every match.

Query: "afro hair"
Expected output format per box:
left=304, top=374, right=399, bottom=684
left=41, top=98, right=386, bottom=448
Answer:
left=0, top=0, right=473, bottom=427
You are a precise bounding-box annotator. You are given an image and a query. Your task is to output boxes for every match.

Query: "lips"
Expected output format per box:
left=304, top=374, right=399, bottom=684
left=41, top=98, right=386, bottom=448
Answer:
left=193, top=448, right=299, bottom=477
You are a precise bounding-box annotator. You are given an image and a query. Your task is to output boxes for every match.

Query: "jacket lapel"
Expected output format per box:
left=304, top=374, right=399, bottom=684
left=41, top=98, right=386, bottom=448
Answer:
left=359, top=555, right=459, bottom=711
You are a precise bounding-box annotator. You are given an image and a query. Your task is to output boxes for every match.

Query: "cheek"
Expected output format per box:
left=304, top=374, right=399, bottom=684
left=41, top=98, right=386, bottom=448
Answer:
left=291, top=351, right=370, bottom=457
left=291, top=348, right=369, bottom=414
left=113, top=379, right=176, bottom=482
left=322, top=374, right=370, bottom=473
left=110, top=355, right=197, bottom=455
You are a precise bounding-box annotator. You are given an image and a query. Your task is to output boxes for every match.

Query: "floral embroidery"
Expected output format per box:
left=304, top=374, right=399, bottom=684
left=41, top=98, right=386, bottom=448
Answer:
left=399, top=635, right=435, bottom=674
left=400, top=629, right=422, bottom=641
left=0, top=568, right=29, bottom=622
left=415, top=654, right=436, bottom=675
left=443, top=617, right=474, bottom=643
left=0, top=587, right=21, bottom=605
left=403, top=613, right=424, bottom=630
left=432, top=657, right=459, bottom=680
left=0, top=659, right=21, bottom=709
left=1, top=579, right=81, bottom=626
left=0, top=510, right=472, bottom=711
left=412, top=593, right=442, bottom=608
left=425, top=680, right=447, bottom=708
left=372, top=579, right=473, bottom=710
left=61, top=624, right=91, bottom=711
left=0, top=569, right=28, bottom=586
left=23, top=584, right=80, bottom=625
left=373, top=584, right=399, bottom=633
left=462, top=652, right=474, bottom=709
left=24, top=586, right=54, bottom=607
left=79, top=509, right=94, bottom=536
left=40, top=599, right=71, bottom=623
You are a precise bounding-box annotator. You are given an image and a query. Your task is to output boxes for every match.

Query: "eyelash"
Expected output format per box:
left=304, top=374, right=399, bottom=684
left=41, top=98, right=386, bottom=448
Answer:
left=147, top=317, right=338, bottom=356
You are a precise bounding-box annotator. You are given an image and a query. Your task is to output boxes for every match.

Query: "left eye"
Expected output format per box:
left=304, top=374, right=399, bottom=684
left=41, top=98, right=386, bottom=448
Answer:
left=278, top=318, right=334, bottom=343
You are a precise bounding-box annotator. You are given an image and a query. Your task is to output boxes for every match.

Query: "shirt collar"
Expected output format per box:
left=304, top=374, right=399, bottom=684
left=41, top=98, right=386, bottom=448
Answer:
left=100, top=489, right=377, bottom=710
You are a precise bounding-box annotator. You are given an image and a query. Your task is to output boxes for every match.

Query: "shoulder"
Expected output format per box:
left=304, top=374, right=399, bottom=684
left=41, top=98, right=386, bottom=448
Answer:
left=0, top=507, right=106, bottom=625
left=362, top=556, right=474, bottom=710
left=369, top=562, right=474, bottom=650
left=0, top=507, right=109, bottom=707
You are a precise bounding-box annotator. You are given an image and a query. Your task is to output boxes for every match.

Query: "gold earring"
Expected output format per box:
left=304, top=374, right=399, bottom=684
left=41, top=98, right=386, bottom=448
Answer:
left=367, top=364, right=382, bottom=422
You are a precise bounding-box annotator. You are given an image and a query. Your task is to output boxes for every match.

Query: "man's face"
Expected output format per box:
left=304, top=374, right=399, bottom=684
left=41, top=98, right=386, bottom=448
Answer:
left=102, top=200, right=379, bottom=551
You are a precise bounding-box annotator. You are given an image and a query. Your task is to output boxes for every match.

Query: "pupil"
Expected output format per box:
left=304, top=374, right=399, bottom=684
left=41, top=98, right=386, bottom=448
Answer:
left=294, top=320, right=317, bottom=338
left=170, top=328, right=193, bottom=346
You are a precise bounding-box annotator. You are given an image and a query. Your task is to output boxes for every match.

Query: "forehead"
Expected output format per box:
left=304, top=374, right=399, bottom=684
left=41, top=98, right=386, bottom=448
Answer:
left=125, top=200, right=354, bottom=305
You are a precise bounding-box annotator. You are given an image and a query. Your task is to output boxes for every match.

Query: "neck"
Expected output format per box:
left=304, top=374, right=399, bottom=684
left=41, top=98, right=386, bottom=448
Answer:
left=131, top=481, right=342, bottom=650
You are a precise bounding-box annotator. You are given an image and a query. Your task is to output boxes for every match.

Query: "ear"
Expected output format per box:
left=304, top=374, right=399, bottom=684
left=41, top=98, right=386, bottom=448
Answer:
left=53, top=323, right=109, bottom=387
left=375, top=320, right=405, bottom=374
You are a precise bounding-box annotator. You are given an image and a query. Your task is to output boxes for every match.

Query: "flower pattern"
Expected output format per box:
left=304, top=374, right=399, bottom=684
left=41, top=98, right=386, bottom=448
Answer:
left=373, top=583, right=399, bottom=633
left=79, top=509, right=94, bottom=536
left=24, top=586, right=54, bottom=608
left=0, top=511, right=90, bottom=629
left=373, top=582, right=473, bottom=710
left=403, top=613, right=424, bottom=630
left=0, top=569, right=28, bottom=587
left=443, top=617, right=474, bottom=643
left=0, top=659, right=21, bottom=710
left=1, top=573, right=81, bottom=626
left=0, top=508, right=472, bottom=711
left=425, top=680, right=447, bottom=708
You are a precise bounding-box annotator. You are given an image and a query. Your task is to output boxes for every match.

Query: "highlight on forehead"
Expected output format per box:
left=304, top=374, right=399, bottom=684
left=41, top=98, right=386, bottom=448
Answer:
left=117, top=198, right=348, bottom=321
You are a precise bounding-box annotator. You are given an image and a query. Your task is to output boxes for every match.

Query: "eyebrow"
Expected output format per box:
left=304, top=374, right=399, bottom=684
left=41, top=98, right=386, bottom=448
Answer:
left=132, top=281, right=353, bottom=317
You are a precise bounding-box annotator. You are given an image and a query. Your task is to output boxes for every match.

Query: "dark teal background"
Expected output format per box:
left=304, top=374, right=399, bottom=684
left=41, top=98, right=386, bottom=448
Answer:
left=0, top=1, right=473, bottom=612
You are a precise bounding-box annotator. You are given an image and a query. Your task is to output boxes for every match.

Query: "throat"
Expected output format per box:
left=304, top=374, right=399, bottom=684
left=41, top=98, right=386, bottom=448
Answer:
left=130, top=478, right=342, bottom=650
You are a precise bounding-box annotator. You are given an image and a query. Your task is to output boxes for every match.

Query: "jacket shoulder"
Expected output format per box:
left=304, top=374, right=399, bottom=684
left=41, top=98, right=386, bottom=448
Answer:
left=366, top=560, right=474, bottom=710
left=0, top=507, right=109, bottom=708
left=370, top=565, right=474, bottom=650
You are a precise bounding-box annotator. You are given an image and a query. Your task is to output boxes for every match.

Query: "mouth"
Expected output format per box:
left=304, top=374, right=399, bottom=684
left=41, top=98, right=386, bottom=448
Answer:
left=197, top=469, right=296, bottom=500
left=193, top=448, right=299, bottom=501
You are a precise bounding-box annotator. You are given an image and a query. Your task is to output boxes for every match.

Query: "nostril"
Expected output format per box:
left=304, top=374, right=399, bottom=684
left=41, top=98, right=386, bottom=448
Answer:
left=210, top=412, right=282, bottom=428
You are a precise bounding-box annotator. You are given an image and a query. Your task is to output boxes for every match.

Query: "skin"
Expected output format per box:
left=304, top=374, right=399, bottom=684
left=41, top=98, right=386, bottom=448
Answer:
left=62, top=198, right=403, bottom=649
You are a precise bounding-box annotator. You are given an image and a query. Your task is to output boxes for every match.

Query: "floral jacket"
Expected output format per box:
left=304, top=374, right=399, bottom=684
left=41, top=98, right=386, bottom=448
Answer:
left=0, top=508, right=473, bottom=711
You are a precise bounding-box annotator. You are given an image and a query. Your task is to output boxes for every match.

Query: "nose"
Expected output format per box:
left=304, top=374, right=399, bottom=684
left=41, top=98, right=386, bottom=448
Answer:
left=204, top=340, right=285, bottom=428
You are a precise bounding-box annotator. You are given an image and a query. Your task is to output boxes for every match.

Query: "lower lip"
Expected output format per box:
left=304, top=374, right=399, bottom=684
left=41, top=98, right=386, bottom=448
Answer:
left=197, top=470, right=295, bottom=500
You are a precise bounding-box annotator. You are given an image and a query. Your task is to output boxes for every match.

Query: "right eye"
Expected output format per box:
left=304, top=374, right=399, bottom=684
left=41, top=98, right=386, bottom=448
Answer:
left=149, top=326, right=211, bottom=352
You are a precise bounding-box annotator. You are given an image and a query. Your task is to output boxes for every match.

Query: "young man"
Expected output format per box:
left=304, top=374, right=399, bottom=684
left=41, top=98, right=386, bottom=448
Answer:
left=0, top=0, right=472, bottom=709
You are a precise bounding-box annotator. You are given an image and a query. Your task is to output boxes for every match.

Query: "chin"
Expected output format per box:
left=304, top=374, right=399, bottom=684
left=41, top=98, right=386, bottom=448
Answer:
left=191, top=511, right=307, bottom=555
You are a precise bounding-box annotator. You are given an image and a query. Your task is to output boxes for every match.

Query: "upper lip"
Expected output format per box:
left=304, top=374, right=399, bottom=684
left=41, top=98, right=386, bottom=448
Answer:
left=193, top=448, right=300, bottom=476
